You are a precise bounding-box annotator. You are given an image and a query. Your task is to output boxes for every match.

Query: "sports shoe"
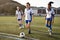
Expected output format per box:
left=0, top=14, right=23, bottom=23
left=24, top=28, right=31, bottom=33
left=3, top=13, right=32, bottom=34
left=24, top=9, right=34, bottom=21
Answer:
left=48, top=29, right=52, bottom=35
left=21, top=25, right=24, bottom=28
left=19, top=27, right=22, bottom=29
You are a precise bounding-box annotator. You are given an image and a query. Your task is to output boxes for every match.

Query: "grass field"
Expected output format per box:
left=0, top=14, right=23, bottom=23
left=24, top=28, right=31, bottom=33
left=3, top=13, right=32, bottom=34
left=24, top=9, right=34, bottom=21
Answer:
left=0, top=16, right=60, bottom=40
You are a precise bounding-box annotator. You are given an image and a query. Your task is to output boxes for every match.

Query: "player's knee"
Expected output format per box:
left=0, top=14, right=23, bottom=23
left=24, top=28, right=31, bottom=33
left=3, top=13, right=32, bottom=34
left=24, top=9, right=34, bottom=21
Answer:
left=26, top=24, right=30, bottom=28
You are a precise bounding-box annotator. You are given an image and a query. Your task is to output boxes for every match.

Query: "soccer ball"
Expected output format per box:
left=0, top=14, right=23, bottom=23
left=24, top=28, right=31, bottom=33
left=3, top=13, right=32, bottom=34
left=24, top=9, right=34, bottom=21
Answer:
left=20, top=32, right=25, bottom=38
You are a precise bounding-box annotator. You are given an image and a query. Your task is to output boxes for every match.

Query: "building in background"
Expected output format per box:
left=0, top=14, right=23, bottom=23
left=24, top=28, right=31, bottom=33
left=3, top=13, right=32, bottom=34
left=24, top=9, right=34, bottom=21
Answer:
left=31, top=7, right=60, bottom=16
left=31, top=7, right=38, bottom=16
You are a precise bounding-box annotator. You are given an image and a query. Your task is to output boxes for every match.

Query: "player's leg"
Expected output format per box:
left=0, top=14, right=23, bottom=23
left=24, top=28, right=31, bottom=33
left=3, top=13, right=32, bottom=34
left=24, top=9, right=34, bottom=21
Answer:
left=20, top=19, right=24, bottom=28
left=18, top=19, right=23, bottom=29
left=46, top=18, right=52, bottom=35
left=27, top=23, right=31, bottom=34
left=46, top=18, right=49, bottom=28
left=52, top=17, right=54, bottom=24
left=46, top=21, right=51, bottom=32
left=49, top=21, right=52, bottom=30
left=48, top=21, right=52, bottom=35
left=27, top=21, right=31, bottom=34
left=48, top=18, right=52, bottom=35
left=25, top=20, right=31, bottom=34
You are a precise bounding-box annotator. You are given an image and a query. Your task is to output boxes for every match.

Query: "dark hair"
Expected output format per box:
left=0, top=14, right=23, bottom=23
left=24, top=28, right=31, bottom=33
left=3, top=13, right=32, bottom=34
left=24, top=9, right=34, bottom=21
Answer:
left=16, top=6, right=22, bottom=11
left=48, top=1, right=54, bottom=6
left=26, top=2, right=30, bottom=6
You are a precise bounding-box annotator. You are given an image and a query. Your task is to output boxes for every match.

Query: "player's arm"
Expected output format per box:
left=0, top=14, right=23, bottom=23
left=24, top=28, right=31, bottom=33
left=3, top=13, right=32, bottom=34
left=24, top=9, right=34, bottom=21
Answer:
left=52, top=9, right=55, bottom=23
left=15, top=10, right=18, bottom=17
left=21, top=10, right=24, bottom=18
left=32, top=13, right=34, bottom=21
left=23, top=9, right=25, bottom=17
left=31, top=9, right=34, bottom=21
left=52, top=9, right=55, bottom=18
left=45, top=15, right=47, bottom=20
left=45, top=9, right=47, bottom=20
left=22, top=10, right=25, bottom=21
left=16, top=14, right=18, bottom=17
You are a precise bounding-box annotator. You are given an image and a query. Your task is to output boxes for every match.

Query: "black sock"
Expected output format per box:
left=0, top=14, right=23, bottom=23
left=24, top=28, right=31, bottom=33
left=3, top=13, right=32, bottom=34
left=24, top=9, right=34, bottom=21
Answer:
left=19, top=24, right=22, bottom=27
left=28, top=29, right=31, bottom=34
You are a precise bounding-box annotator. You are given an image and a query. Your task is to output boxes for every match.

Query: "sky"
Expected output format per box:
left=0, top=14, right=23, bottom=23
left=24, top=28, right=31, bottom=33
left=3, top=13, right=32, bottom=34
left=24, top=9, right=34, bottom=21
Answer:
left=13, top=0, right=60, bottom=8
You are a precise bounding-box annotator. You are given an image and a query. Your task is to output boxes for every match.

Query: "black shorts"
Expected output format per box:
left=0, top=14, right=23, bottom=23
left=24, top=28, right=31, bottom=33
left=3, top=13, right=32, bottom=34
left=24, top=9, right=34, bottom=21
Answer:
left=18, top=19, right=22, bottom=21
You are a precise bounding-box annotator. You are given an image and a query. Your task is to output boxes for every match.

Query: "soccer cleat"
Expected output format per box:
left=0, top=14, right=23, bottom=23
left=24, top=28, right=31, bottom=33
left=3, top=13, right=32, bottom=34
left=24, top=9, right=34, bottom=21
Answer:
left=19, top=25, right=24, bottom=29
left=49, top=32, right=52, bottom=35
left=19, top=27, right=22, bottom=29
left=21, top=25, right=24, bottom=28
left=48, top=29, right=52, bottom=35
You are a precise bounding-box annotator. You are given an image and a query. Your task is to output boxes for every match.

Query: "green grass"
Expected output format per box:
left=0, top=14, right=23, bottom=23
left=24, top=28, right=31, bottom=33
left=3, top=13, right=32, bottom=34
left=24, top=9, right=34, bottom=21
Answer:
left=0, top=16, right=60, bottom=40
left=0, top=37, right=14, bottom=40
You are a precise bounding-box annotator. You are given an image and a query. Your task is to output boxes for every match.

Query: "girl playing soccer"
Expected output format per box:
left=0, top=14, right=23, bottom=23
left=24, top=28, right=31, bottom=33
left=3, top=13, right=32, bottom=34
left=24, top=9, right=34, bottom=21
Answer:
left=45, top=2, right=55, bottom=35
left=16, top=6, right=24, bottom=29
left=24, top=2, right=33, bottom=34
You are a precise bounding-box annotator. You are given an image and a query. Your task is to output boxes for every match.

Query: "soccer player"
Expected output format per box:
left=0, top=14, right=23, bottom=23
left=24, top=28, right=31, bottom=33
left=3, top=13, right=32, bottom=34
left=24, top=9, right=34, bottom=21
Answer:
left=45, top=2, right=55, bottom=35
left=24, top=2, right=34, bottom=34
left=16, top=6, right=24, bottom=29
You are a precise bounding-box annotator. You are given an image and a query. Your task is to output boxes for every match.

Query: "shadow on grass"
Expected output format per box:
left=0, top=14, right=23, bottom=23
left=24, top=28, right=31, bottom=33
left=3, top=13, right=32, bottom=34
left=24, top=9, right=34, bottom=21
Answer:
left=32, top=29, right=48, bottom=34
left=32, top=28, right=60, bottom=35
left=50, top=32, right=60, bottom=40
left=32, top=29, right=60, bottom=40
left=52, top=32, right=60, bottom=35
left=48, top=35, right=60, bottom=40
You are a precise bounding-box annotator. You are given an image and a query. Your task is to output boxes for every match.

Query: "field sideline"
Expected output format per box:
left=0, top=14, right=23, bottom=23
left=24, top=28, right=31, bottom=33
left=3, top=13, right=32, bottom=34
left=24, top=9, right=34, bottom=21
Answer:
left=0, top=16, right=60, bottom=40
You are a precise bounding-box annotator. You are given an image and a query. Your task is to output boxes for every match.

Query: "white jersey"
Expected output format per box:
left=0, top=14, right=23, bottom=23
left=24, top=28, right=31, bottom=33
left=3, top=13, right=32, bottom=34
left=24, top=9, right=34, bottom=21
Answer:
left=16, top=10, right=23, bottom=19
left=46, top=8, right=55, bottom=18
left=24, top=8, right=33, bottom=20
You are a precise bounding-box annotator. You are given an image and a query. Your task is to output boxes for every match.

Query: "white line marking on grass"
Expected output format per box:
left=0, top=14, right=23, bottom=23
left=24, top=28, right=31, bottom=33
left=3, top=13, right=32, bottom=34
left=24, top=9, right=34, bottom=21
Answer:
left=0, top=32, right=39, bottom=40
left=0, top=32, right=18, bottom=37
left=0, top=23, right=17, bottom=25
left=0, top=35, right=20, bottom=40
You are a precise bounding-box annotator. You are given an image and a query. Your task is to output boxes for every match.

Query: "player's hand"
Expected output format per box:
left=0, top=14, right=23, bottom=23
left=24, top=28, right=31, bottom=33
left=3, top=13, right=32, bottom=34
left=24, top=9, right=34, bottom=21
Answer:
left=45, top=17, right=46, bottom=20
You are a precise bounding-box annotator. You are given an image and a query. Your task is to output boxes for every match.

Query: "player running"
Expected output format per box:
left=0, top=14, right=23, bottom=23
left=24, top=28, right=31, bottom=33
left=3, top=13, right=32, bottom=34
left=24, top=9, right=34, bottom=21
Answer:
left=16, top=6, right=24, bottom=29
left=45, top=2, right=55, bottom=35
left=24, top=2, right=34, bottom=34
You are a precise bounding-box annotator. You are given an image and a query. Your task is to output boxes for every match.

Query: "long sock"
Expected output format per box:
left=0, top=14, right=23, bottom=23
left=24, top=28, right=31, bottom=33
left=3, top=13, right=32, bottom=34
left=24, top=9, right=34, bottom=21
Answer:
left=19, top=24, right=22, bottom=27
left=46, top=24, right=49, bottom=27
left=28, top=28, right=31, bottom=34
left=49, top=23, right=52, bottom=30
